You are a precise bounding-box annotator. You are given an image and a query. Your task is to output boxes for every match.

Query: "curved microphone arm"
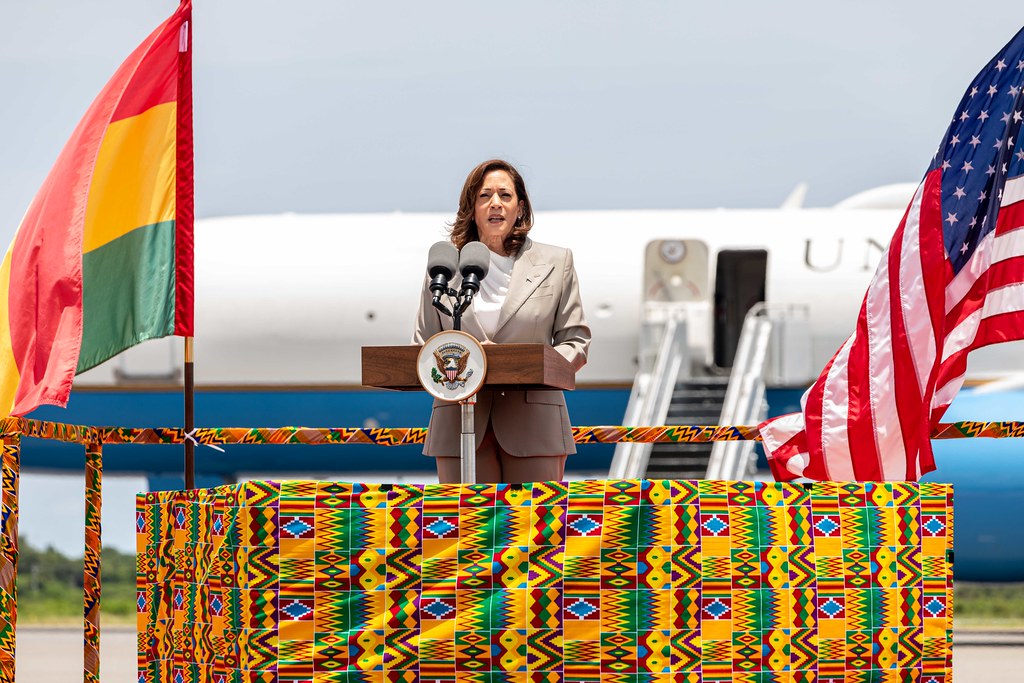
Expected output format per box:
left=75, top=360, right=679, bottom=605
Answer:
left=430, top=286, right=480, bottom=332
left=451, top=290, right=475, bottom=331
left=430, top=286, right=454, bottom=323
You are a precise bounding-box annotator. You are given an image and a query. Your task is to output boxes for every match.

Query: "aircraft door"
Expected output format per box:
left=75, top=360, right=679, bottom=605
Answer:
left=713, top=249, right=767, bottom=369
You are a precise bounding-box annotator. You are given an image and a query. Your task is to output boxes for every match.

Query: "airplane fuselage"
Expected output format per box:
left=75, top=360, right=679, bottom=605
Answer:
left=71, top=207, right=1024, bottom=388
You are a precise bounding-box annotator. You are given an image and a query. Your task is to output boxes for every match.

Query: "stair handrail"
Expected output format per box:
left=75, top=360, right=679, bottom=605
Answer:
left=705, top=304, right=774, bottom=480
left=608, top=313, right=689, bottom=479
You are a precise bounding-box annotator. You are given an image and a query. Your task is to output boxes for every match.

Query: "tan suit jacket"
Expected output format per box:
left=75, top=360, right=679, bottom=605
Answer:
left=413, top=238, right=591, bottom=457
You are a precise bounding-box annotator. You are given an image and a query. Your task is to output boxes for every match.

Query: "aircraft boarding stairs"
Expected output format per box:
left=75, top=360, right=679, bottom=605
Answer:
left=646, top=376, right=729, bottom=479
left=609, top=304, right=808, bottom=481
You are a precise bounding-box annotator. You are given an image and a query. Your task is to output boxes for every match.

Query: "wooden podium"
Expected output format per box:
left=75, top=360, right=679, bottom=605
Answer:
left=362, top=343, right=575, bottom=391
left=361, top=343, right=576, bottom=482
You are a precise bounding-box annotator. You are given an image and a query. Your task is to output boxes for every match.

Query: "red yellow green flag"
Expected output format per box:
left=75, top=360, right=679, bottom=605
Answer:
left=1, top=0, right=194, bottom=416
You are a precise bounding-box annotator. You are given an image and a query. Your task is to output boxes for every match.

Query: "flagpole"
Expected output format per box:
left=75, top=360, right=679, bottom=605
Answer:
left=184, top=336, right=194, bottom=489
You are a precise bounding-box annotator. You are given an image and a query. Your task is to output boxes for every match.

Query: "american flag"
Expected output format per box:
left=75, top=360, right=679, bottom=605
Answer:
left=759, top=27, right=1024, bottom=482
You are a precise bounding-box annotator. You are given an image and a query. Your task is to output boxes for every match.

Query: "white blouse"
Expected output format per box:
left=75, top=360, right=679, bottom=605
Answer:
left=474, top=249, right=515, bottom=338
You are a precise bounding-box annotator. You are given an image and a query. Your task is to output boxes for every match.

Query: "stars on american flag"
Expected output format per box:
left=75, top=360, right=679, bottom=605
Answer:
left=934, top=47, right=1024, bottom=273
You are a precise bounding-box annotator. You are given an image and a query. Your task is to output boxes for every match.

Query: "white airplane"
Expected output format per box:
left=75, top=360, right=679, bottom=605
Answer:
left=23, top=182, right=1023, bottom=581
left=73, top=181, right=1024, bottom=387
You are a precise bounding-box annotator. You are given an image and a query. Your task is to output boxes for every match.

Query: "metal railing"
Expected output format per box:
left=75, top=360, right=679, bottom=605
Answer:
left=608, top=314, right=690, bottom=479
left=705, top=304, right=773, bottom=480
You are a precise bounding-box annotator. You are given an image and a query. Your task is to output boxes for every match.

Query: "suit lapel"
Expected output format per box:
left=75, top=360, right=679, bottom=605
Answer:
left=460, top=303, right=488, bottom=340
left=494, top=240, right=554, bottom=337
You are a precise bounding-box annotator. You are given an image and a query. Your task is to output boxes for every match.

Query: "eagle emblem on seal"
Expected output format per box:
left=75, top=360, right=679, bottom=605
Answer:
left=431, top=342, right=474, bottom=389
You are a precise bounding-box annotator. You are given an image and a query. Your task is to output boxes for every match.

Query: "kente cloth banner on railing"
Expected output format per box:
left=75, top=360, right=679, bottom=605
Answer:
left=5, top=416, right=1024, bottom=448
left=136, top=479, right=952, bottom=683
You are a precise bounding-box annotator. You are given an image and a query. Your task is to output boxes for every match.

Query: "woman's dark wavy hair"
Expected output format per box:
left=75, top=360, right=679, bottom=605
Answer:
left=449, top=159, right=533, bottom=255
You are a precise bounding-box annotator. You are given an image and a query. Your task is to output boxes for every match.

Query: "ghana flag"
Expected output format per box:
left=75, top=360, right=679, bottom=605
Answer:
left=0, top=0, right=193, bottom=416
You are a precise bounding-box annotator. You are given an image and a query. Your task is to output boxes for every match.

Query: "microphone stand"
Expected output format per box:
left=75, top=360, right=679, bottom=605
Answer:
left=452, top=292, right=477, bottom=332
left=434, top=286, right=480, bottom=332
left=431, top=286, right=478, bottom=482
left=432, top=287, right=462, bottom=330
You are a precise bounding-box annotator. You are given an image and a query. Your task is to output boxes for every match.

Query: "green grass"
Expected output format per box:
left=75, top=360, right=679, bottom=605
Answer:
left=954, top=582, right=1024, bottom=628
left=17, top=583, right=136, bottom=626
left=16, top=539, right=137, bottom=627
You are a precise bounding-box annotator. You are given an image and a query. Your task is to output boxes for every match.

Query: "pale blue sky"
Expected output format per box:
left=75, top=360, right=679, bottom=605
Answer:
left=4, top=1, right=1024, bottom=553
left=5, top=1, right=1024, bottom=236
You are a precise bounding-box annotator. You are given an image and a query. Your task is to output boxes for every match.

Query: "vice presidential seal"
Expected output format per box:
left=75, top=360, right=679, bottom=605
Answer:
left=416, top=330, right=487, bottom=402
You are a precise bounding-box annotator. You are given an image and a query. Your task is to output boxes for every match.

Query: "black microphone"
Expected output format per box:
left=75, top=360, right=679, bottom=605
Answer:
left=458, top=241, right=491, bottom=303
left=426, top=241, right=458, bottom=296
left=426, top=241, right=458, bottom=317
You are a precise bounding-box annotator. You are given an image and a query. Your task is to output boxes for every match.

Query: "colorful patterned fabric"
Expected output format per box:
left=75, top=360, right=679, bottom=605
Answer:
left=0, top=437, right=19, bottom=683
left=2, top=416, right=1021, bottom=449
left=136, top=479, right=953, bottom=682
left=84, top=442, right=102, bottom=683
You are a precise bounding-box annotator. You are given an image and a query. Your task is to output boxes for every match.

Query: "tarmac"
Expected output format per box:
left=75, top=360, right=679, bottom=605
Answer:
left=14, top=626, right=1024, bottom=682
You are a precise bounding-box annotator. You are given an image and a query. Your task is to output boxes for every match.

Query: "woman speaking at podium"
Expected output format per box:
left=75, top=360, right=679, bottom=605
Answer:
left=413, top=159, right=591, bottom=484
